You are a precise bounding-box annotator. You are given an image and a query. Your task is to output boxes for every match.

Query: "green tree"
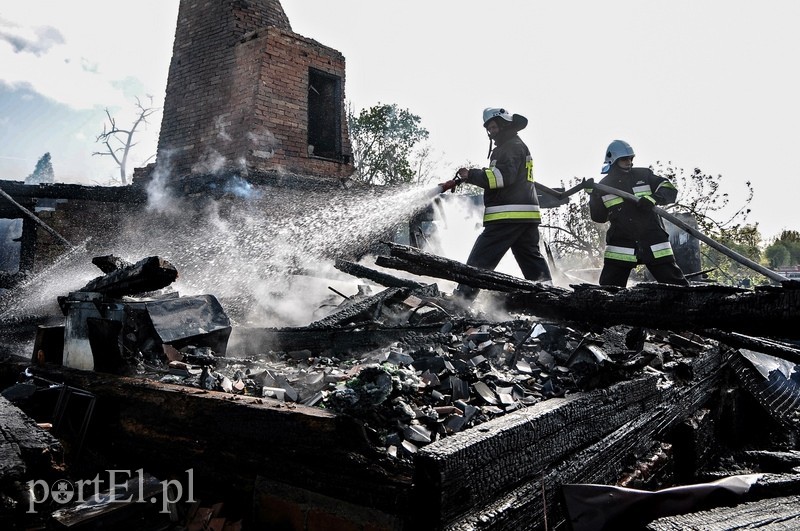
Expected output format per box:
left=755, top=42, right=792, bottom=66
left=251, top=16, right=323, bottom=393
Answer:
left=654, top=163, right=753, bottom=235
left=701, top=224, right=764, bottom=285
left=765, top=243, right=790, bottom=268
left=348, top=102, right=429, bottom=185
left=24, top=152, right=55, bottom=184
left=541, top=184, right=606, bottom=269
left=93, top=96, right=158, bottom=185
left=764, top=230, right=800, bottom=268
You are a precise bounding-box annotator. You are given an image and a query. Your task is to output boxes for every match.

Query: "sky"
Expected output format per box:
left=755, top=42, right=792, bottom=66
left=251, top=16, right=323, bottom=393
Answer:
left=1, top=1, right=799, bottom=241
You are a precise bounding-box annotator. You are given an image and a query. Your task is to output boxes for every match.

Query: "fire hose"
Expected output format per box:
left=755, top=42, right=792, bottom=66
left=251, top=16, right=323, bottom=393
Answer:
left=436, top=176, right=787, bottom=284
left=588, top=181, right=788, bottom=284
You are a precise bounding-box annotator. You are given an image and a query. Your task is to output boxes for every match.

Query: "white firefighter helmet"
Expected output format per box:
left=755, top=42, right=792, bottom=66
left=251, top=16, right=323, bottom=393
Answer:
left=483, top=107, right=513, bottom=127
left=601, top=140, right=635, bottom=174
left=482, top=107, right=528, bottom=131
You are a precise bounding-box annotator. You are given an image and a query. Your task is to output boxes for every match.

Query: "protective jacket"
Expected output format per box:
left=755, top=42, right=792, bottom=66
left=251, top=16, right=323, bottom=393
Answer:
left=588, top=167, right=679, bottom=265
left=464, top=130, right=540, bottom=226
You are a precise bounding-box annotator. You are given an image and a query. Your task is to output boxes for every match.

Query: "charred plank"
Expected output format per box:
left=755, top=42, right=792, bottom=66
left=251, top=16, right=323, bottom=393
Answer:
left=0, top=394, right=63, bottom=481
left=335, top=259, right=429, bottom=290
left=646, top=493, right=800, bottom=530
left=77, top=256, right=178, bottom=298
left=307, top=287, right=409, bottom=328
left=0, top=361, right=413, bottom=516
left=231, top=324, right=445, bottom=356
left=376, top=242, right=554, bottom=293
left=440, top=347, right=725, bottom=530
left=727, top=349, right=800, bottom=432
left=91, top=254, right=133, bottom=274
left=699, top=329, right=800, bottom=365
left=413, top=374, right=665, bottom=528
left=507, top=283, right=800, bottom=340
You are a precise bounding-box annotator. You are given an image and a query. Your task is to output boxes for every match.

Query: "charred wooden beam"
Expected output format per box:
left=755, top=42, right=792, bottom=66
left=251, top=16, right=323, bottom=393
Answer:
left=646, top=493, right=800, bottom=530
left=726, top=349, right=800, bottom=432
left=507, top=283, right=800, bottom=340
left=376, top=242, right=555, bottom=293
left=413, top=374, right=665, bottom=528
left=0, top=179, right=146, bottom=203
left=376, top=243, right=800, bottom=340
left=335, top=259, right=429, bottom=290
left=76, top=256, right=178, bottom=298
left=231, top=324, right=445, bottom=357
left=432, top=347, right=725, bottom=530
left=307, top=287, right=409, bottom=328
left=0, top=360, right=413, bottom=517
left=0, top=394, right=63, bottom=481
left=698, top=330, right=800, bottom=365
left=742, top=451, right=800, bottom=473
left=91, top=254, right=134, bottom=274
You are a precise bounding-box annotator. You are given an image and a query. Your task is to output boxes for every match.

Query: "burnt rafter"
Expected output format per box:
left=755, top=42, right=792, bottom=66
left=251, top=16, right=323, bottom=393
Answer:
left=375, top=242, right=800, bottom=340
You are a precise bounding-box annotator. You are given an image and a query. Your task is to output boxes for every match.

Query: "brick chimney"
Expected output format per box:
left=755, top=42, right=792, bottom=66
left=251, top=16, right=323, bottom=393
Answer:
left=155, top=0, right=355, bottom=182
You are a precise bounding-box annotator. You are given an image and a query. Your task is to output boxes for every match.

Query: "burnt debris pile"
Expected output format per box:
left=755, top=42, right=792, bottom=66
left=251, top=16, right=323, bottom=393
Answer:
left=3, top=244, right=800, bottom=530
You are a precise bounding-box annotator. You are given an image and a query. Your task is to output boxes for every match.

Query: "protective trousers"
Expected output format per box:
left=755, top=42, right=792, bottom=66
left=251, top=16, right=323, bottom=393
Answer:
left=455, top=223, right=551, bottom=301
left=598, top=261, right=689, bottom=288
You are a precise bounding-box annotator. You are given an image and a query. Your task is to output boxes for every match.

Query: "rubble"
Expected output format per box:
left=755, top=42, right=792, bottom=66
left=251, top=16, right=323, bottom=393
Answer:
left=3, top=248, right=800, bottom=530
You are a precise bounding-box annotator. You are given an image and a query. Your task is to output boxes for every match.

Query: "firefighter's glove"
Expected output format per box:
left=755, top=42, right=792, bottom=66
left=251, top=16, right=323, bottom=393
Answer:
left=637, top=196, right=656, bottom=210
left=438, top=176, right=463, bottom=194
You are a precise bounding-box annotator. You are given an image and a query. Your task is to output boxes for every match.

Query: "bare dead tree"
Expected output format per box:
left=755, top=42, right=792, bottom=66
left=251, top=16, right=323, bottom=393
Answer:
left=93, top=96, right=158, bottom=185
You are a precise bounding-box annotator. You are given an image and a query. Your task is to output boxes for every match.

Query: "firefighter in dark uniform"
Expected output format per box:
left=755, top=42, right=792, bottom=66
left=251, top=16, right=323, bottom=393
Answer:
left=439, top=107, right=552, bottom=303
left=588, top=139, right=689, bottom=287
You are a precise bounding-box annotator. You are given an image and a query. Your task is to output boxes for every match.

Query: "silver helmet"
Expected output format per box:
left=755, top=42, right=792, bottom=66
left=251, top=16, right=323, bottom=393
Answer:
left=601, top=140, right=635, bottom=174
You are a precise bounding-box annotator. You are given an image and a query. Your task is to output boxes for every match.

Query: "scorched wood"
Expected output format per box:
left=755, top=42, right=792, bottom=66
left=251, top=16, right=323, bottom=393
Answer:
left=376, top=242, right=552, bottom=293
left=232, top=324, right=445, bottom=357
left=509, top=282, right=800, bottom=340
left=645, top=493, right=800, bottom=530
left=78, top=256, right=178, bottom=297
left=376, top=243, right=800, bottom=339
left=442, top=347, right=726, bottom=531
left=335, top=259, right=430, bottom=290
left=413, top=374, right=666, bottom=528
left=308, top=287, right=409, bottom=328
left=0, top=360, right=413, bottom=517
left=0, top=394, right=63, bottom=481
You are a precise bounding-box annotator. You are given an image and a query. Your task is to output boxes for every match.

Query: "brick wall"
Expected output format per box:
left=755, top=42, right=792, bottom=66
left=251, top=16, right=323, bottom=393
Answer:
left=156, top=0, right=354, bottom=182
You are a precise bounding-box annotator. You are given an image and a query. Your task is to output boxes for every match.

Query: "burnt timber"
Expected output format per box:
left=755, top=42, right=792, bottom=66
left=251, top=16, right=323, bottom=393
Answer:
left=0, top=343, right=734, bottom=530
left=376, top=242, right=800, bottom=340
left=3, top=244, right=800, bottom=529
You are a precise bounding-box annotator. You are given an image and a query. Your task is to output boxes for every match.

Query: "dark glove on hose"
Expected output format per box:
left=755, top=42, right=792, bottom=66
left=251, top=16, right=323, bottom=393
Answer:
left=637, top=196, right=655, bottom=210
left=438, top=176, right=463, bottom=194
left=438, top=180, right=457, bottom=193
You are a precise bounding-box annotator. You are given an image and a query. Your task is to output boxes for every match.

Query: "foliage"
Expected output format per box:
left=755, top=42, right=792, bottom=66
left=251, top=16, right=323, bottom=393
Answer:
left=347, top=102, right=430, bottom=185
left=24, top=152, right=55, bottom=184
left=764, top=230, right=800, bottom=268
left=540, top=178, right=606, bottom=269
left=653, top=163, right=753, bottom=235
left=93, top=96, right=158, bottom=185
left=700, top=224, right=764, bottom=285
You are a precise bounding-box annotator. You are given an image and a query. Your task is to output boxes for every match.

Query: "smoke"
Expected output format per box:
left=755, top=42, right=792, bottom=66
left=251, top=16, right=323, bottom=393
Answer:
left=145, top=157, right=180, bottom=214
left=191, top=149, right=228, bottom=175
left=247, top=128, right=276, bottom=160
left=1, top=147, right=593, bottom=339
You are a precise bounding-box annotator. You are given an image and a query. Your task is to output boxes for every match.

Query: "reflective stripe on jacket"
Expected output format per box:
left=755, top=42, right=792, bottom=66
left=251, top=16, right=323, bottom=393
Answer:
left=465, top=133, right=541, bottom=225
left=588, top=167, right=679, bottom=265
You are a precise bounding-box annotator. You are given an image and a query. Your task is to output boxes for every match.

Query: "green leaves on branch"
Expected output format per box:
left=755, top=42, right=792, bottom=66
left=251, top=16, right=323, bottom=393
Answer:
left=347, top=102, right=429, bottom=185
left=764, top=230, right=800, bottom=268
